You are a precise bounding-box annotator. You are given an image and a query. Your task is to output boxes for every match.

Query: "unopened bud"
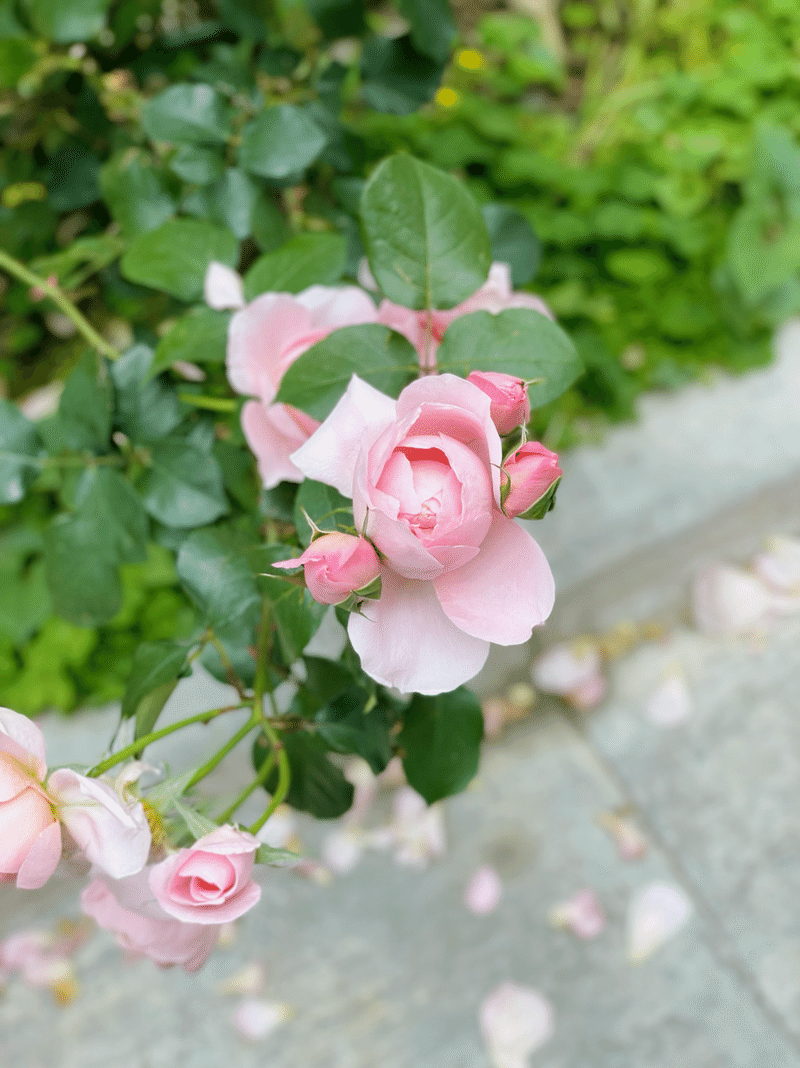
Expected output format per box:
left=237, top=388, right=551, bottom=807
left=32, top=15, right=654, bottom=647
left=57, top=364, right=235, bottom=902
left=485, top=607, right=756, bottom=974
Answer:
left=468, top=371, right=530, bottom=435
left=273, top=533, right=381, bottom=606
left=501, top=442, right=562, bottom=519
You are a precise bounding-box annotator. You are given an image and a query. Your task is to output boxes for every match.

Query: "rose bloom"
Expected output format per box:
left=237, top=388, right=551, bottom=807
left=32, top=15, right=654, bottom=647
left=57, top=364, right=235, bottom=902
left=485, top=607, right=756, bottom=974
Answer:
left=501, top=442, right=562, bottom=518
left=81, top=869, right=218, bottom=972
left=0, top=708, right=150, bottom=889
left=291, top=374, right=555, bottom=694
left=274, top=532, right=381, bottom=605
left=149, top=825, right=261, bottom=924
left=377, top=262, right=553, bottom=370
left=225, top=283, right=378, bottom=488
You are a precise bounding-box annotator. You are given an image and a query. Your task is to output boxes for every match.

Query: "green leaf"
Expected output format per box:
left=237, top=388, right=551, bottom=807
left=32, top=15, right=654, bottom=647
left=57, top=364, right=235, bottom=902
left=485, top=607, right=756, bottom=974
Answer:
left=254, top=844, right=301, bottom=866
left=213, top=439, right=258, bottom=510
left=397, top=0, right=455, bottom=63
left=74, top=467, right=149, bottom=564
left=177, top=529, right=260, bottom=630
left=185, top=168, right=261, bottom=241
left=361, top=154, right=490, bottom=309
left=244, top=232, right=346, bottom=299
left=121, top=641, right=190, bottom=738
left=169, top=145, right=226, bottom=185
left=142, top=83, right=234, bottom=145
left=151, top=307, right=231, bottom=377
left=251, top=545, right=326, bottom=663
left=238, top=104, right=327, bottom=180
left=0, top=400, right=39, bottom=504
left=255, top=732, right=353, bottom=819
left=727, top=204, right=800, bottom=303
left=0, top=39, right=37, bottom=89
left=0, top=560, right=51, bottom=645
left=482, top=204, right=541, bottom=287
left=294, top=479, right=353, bottom=546
left=100, top=150, right=176, bottom=237
left=251, top=193, right=289, bottom=253
left=111, top=344, right=182, bottom=443
left=139, top=439, right=229, bottom=528
left=315, top=689, right=394, bottom=774
left=43, top=513, right=121, bottom=626
left=27, top=0, right=112, bottom=43
left=57, top=356, right=113, bottom=452
left=360, top=36, right=445, bottom=116
left=276, top=324, right=416, bottom=421
left=399, top=687, right=483, bottom=803
left=307, top=0, right=365, bottom=37
left=435, top=309, right=583, bottom=409
left=120, top=218, right=239, bottom=302
left=47, top=144, right=100, bottom=212
left=174, top=799, right=220, bottom=840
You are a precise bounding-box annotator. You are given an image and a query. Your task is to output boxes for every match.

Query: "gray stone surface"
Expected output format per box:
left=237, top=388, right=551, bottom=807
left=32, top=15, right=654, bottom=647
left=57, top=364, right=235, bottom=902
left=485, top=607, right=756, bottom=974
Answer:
left=3, top=324, right=800, bottom=1065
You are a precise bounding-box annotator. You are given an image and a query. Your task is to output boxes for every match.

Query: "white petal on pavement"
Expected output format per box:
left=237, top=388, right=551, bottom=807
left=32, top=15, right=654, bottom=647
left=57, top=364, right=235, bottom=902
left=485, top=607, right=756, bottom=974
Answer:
left=628, top=882, right=693, bottom=963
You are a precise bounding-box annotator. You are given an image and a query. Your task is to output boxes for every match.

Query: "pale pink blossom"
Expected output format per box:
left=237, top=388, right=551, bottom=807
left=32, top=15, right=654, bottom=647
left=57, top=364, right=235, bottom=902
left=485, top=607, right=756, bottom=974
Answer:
left=596, top=809, right=649, bottom=861
left=482, top=697, right=511, bottom=739
left=643, top=672, right=691, bottom=728
left=227, top=285, right=377, bottom=488
left=627, top=882, right=693, bottom=962
left=385, top=787, right=445, bottom=868
left=0, top=926, right=85, bottom=992
left=291, top=374, right=554, bottom=694
left=479, top=981, right=554, bottom=1068
left=501, top=443, right=562, bottom=519
left=81, top=870, right=219, bottom=972
left=467, top=371, right=531, bottom=435
left=692, top=564, right=799, bottom=637
left=753, top=535, right=800, bottom=594
left=378, top=263, right=553, bottom=370
left=204, top=261, right=245, bottom=310
left=149, top=825, right=261, bottom=925
left=274, top=533, right=381, bottom=605
left=531, top=641, right=606, bottom=709
left=464, top=865, right=503, bottom=915
left=232, top=999, right=291, bottom=1041
left=549, top=888, right=606, bottom=939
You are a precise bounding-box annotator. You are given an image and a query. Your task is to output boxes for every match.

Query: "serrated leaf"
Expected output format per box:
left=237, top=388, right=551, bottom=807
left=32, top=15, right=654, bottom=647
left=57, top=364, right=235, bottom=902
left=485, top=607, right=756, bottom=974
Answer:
left=177, top=529, right=260, bottom=629
left=361, top=154, right=490, bottom=309
left=435, top=309, right=583, bottom=409
left=482, top=203, right=541, bottom=287
left=399, top=687, right=483, bottom=803
left=111, top=344, right=183, bottom=443
left=255, top=732, right=353, bottom=819
left=174, top=798, right=220, bottom=840
left=100, top=150, right=176, bottom=237
left=74, top=467, right=148, bottom=564
left=58, top=356, right=113, bottom=452
left=276, top=323, right=416, bottom=421
left=43, top=513, right=121, bottom=626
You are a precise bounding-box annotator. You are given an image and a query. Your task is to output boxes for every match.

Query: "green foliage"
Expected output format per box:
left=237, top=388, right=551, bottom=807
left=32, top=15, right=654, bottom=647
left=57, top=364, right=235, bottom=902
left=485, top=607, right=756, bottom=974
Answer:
left=399, top=687, right=483, bottom=803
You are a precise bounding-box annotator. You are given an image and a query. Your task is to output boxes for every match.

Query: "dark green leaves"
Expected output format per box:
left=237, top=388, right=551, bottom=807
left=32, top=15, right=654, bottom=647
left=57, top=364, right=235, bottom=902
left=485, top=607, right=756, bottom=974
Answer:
left=397, top=0, right=455, bottom=64
left=436, top=309, right=583, bottom=408
left=120, top=219, right=239, bottom=301
left=111, top=345, right=182, bottom=443
left=361, top=155, right=490, bottom=309
left=482, top=204, right=541, bottom=287
left=142, top=84, right=234, bottom=145
left=360, top=37, right=445, bottom=116
left=252, top=545, right=326, bottom=663
left=74, top=467, right=148, bottom=565
left=244, top=233, right=346, bottom=299
left=169, top=145, right=226, bottom=186
left=152, top=307, right=231, bottom=376
left=239, top=105, right=327, bottom=180
left=57, top=357, right=113, bottom=452
left=177, top=530, right=260, bottom=631
left=399, top=687, right=483, bottom=803
left=121, top=641, right=190, bottom=738
left=256, top=732, right=353, bottom=819
left=100, top=151, right=176, bottom=237
left=139, top=440, right=229, bottom=528
left=294, top=479, right=353, bottom=546
left=0, top=401, right=40, bottom=504
left=27, top=0, right=112, bottom=42
left=276, top=324, right=416, bottom=420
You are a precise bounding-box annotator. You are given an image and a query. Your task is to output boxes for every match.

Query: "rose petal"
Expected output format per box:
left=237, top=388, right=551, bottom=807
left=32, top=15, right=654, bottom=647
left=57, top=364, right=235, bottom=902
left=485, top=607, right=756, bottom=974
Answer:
left=465, top=865, right=503, bottom=915
left=753, top=535, right=800, bottom=594
left=479, top=981, right=554, bottom=1067
left=627, top=882, right=693, bottom=962
left=0, top=708, right=47, bottom=781
left=434, top=514, right=554, bottom=645
left=549, top=888, right=605, bottom=939
left=15, top=822, right=63, bottom=890
left=321, top=827, right=364, bottom=874
left=217, top=962, right=266, bottom=997
left=241, top=400, right=317, bottom=489
left=347, top=568, right=490, bottom=695
left=531, top=641, right=601, bottom=696
left=643, top=672, right=691, bottom=728
left=692, top=564, right=799, bottom=636
left=204, top=262, right=244, bottom=310
left=232, top=999, right=290, bottom=1042
left=291, top=375, right=397, bottom=497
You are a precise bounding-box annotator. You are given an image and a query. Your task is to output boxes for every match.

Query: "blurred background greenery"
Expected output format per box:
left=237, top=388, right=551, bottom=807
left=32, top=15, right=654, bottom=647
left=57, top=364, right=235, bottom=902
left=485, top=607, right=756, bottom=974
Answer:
left=3, top=0, right=799, bottom=715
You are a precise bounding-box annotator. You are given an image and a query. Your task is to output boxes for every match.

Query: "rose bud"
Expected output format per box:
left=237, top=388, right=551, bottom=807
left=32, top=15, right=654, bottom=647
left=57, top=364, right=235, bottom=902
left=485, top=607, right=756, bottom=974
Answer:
left=501, top=442, right=562, bottom=520
left=467, top=371, right=531, bottom=435
left=273, top=533, right=381, bottom=606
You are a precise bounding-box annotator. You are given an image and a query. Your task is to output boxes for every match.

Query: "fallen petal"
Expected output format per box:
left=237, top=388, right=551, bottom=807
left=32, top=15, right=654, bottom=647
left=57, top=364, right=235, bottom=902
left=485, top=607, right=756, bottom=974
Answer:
left=692, top=565, right=799, bottom=637
left=232, top=998, right=291, bottom=1041
left=532, top=641, right=601, bottom=697
left=596, top=809, right=649, bottom=861
left=643, top=672, right=691, bottom=728
left=628, top=883, right=693, bottom=962
left=549, top=888, right=605, bottom=939
left=479, top=981, right=554, bottom=1067
left=321, top=827, right=364, bottom=875
left=753, top=535, right=800, bottom=594
left=567, top=670, right=607, bottom=710
left=465, top=865, right=503, bottom=915
left=217, top=961, right=266, bottom=997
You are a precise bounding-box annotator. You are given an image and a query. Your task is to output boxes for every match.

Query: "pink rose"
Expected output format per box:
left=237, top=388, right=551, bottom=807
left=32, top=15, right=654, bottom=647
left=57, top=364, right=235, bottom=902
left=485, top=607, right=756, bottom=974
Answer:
left=501, top=442, right=562, bottom=518
left=149, top=825, right=260, bottom=924
left=467, top=371, right=531, bottom=435
left=377, top=262, right=553, bottom=370
left=274, top=532, right=381, bottom=605
left=226, top=285, right=378, bottom=488
left=0, top=709, right=61, bottom=890
left=291, top=374, right=555, bottom=694
left=81, top=870, right=218, bottom=972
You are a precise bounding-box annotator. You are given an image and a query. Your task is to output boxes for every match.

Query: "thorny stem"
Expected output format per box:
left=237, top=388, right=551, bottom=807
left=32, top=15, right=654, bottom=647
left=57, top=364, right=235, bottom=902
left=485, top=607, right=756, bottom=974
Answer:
left=0, top=249, right=120, bottom=362
left=182, top=710, right=261, bottom=792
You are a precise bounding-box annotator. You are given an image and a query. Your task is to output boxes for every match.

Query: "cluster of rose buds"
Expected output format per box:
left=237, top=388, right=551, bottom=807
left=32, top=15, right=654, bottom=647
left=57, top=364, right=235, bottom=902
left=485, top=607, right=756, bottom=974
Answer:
left=0, top=708, right=262, bottom=973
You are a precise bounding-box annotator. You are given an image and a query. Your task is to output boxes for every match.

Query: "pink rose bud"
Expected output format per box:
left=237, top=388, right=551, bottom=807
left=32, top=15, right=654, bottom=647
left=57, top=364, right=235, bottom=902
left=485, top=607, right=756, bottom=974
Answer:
left=501, top=442, right=562, bottom=519
left=467, top=371, right=531, bottom=435
left=148, top=825, right=261, bottom=925
left=273, top=533, right=381, bottom=606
